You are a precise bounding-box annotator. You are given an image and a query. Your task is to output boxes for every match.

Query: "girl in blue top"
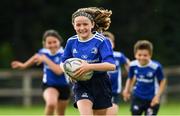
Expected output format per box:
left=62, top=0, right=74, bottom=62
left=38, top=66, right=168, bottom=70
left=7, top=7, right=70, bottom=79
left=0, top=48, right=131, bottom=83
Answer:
left=61, top=7, right=115, bottom=115
left=123, top=40, right=166, bottom=115
left=11, top=30, right=71, bottom=115
left=103, top=31, right=130, bottom=115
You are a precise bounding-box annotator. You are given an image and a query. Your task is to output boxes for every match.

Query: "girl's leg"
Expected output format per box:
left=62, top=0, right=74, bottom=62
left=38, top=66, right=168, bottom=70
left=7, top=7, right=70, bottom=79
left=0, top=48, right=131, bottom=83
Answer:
left=106, top=103, right=119, bottom=115
left=43, top=87, right=59, bottom=115
left=93, top=108, right=107, bottom=115
left=77, top=99, right=93, bottom=115
left=56, top=99, right=69, bottom=115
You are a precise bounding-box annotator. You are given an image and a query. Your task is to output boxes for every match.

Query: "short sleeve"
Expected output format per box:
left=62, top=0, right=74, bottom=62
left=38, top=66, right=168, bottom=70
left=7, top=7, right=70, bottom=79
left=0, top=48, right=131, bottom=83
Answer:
left=119, top=53, right=128, bottom=65
left=99, top=39, right=115, bottom=64
left=61, top=39, right=73, bottom=62
left=128, top=66, right=134, bottom=79
left=37, top=48, right=47, bottom=55
left=156, top=65, right=164, bottom=81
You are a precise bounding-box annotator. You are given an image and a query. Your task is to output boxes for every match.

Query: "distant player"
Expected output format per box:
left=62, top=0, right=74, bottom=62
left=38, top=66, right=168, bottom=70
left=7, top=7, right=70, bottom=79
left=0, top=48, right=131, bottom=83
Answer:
left=103, top=31, right=130, bottom=115
left=123, top=40, right=166, bottom=115
left=11, top=29, right=71, bottom=115
left=61, top=7, right=115, bottom=115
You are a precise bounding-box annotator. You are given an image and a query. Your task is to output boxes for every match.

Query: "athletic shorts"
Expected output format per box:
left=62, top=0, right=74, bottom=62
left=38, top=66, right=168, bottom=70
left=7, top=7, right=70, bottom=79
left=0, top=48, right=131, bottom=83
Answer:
left=131, top=95, right=160, bottom=115
left=111, top=93, right=120, bottom=105
left=73, top=73, right=112, bottom=109
left=42, top=83, right=71, bottom=100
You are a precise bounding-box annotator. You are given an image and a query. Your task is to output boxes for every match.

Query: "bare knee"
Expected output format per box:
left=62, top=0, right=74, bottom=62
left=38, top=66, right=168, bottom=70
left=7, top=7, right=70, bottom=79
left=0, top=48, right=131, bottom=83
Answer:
left=93, top=109, right=107, bottom=115
left=46, top=101, right=57, bottom=109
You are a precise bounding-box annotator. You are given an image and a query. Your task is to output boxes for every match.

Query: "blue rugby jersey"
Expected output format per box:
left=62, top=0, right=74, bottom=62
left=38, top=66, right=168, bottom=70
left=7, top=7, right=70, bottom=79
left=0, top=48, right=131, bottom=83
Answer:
left=108, top=51, right=128, bottom=94
left=128, top=60, right=164, bottom=100
left=38, top=48, right=69, bottom=86
left=61, top=32, right=115, bottom=75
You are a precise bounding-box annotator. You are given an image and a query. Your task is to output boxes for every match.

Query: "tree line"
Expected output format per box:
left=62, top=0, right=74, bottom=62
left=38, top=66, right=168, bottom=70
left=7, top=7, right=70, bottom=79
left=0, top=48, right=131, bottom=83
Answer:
left=0, top=0, right=180, bottom=68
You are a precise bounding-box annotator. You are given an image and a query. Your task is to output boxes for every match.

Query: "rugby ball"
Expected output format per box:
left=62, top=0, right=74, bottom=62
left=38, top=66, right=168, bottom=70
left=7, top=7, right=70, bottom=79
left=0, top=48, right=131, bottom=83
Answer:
left=63, top=58, right=93, bottom=81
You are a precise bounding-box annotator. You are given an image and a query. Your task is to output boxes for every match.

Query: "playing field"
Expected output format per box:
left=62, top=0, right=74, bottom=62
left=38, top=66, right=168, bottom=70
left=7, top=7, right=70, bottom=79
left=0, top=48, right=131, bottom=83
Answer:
left=0, top=102, right=179, bottom=115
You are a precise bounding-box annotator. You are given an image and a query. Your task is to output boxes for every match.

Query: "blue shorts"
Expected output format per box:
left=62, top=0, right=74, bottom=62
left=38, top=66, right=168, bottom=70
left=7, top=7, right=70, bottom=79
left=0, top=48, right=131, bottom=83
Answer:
left=73, top=73, right=112, bottom=109
left=131, top=95, right=160, bottom=115
left=42, top=83, right=71, bottom=100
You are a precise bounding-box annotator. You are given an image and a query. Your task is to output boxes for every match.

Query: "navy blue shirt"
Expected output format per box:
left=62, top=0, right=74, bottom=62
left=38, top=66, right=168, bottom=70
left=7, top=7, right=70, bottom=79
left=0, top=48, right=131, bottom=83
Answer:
left=61, top=32, right=115, bottom=76
left=38, top=48, right=69, bottom=86
left=108, top=51, right=128, bottom=94
left=128, top=60, right=164, bottom=100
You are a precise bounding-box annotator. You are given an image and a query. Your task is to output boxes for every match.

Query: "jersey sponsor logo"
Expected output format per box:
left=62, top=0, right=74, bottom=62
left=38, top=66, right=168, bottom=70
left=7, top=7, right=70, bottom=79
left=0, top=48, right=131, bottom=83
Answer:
left=91, top=47, right=98, bottom=54
left=137, top=77, right=153, bottom=83
left=139, top=75, right=144, bottom=78
left=86, top=58, right=100, bottom=63
left=81, top=55, right=88, bottom=59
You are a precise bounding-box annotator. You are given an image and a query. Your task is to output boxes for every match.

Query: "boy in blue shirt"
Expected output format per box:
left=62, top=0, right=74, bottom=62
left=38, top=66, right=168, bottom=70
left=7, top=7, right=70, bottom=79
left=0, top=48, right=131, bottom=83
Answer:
left=123, top=40, right=166, bottom=115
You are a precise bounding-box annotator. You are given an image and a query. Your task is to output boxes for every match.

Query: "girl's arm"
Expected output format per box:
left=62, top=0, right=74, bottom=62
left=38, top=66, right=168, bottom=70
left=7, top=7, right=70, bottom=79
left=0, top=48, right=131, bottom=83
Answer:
left=11, top=54, right=38, bottom=69
left=35, top=54, right=63, bottom=75
left=88, top=62, right=115, bottom=71
left=73, top=62, right=115, bottom=78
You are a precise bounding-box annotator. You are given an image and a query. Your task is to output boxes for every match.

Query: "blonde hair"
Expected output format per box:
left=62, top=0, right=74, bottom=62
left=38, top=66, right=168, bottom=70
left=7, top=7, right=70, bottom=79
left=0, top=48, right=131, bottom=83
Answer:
left=72, top=7, right=112, bottom=32
left=134, top=40, right=153, bottom=55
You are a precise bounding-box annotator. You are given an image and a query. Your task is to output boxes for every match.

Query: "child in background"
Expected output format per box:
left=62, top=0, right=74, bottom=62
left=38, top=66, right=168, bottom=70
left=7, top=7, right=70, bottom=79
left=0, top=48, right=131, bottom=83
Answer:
left=123, top=40, right=166, bottom=115
left=61, top=7, right=115, bottom=115
left=11, top=29, right=71, bottom=116
left=103, top=31, right=130, bottom=115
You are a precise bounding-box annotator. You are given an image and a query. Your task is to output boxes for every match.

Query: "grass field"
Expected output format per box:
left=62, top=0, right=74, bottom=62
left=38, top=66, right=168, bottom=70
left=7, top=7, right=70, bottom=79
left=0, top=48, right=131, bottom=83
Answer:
left=0, top=102, right=179, bottom=115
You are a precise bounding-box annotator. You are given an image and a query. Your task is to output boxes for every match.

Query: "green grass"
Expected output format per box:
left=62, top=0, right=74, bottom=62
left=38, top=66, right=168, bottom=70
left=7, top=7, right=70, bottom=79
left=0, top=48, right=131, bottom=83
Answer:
left=0, top=102, right=179, bottom=115
left=0, top=105, right=79, bottom=115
